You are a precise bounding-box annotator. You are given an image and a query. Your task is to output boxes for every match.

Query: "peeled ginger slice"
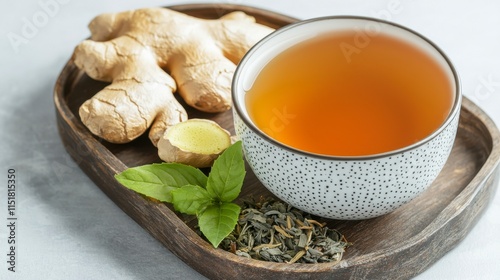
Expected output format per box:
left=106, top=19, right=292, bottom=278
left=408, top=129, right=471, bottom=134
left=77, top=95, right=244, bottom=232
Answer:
left=158, top=119, right=231, bottom=168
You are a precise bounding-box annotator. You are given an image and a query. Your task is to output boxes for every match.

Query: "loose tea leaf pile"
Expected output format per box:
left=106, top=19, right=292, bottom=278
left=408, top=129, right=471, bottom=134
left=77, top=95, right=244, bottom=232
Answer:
left=221, top=199, right=351, bottom=263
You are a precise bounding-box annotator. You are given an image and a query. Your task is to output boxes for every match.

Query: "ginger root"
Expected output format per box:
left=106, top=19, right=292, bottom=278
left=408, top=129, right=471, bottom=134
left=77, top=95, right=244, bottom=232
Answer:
left=158, top=119, right=232, bottom=168
left=73, top=8, right=274, bottom=145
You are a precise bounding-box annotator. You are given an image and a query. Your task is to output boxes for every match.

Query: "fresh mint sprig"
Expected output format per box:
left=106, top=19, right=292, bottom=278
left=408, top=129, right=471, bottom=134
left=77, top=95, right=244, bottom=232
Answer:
left=115, top=141, right=245, bottom=248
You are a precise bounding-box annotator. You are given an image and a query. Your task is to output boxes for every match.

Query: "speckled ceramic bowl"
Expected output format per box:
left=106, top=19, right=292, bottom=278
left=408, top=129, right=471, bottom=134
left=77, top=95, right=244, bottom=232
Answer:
left=232, top=16, right=461, bottom=220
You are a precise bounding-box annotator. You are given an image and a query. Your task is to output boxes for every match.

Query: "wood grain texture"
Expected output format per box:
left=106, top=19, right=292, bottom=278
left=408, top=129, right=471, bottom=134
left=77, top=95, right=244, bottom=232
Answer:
left=54, top=4, right=500, bottom=279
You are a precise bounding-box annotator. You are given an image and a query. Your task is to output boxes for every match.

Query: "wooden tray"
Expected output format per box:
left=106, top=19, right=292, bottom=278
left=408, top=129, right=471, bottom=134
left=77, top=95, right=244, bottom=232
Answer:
left=54, top=4, right=500, bottom=279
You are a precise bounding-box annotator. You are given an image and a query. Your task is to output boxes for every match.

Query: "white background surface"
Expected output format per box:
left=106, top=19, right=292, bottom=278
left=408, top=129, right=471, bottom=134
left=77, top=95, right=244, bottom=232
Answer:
left=1, top=0, right=499, bottom=279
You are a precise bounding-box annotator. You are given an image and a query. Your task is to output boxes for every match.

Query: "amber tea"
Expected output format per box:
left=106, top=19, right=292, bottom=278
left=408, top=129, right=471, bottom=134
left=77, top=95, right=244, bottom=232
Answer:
left=245, top=30, right=454, bottom=156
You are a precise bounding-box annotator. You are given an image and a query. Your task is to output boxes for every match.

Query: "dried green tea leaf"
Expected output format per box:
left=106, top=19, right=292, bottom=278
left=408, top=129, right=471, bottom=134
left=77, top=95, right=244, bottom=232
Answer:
left=221, top=199, right=351, bottom=263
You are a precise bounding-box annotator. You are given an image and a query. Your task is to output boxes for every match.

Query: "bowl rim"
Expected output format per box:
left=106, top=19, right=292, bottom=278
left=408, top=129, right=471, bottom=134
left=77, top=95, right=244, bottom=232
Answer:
left=232, top=15, right=462, bottom=160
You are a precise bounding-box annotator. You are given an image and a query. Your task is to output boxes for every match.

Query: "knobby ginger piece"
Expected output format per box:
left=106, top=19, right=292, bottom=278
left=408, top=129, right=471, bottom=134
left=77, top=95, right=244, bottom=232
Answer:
left=72, top=8, right=274, bottom=145
left=158, top=119, right=232, bottom=168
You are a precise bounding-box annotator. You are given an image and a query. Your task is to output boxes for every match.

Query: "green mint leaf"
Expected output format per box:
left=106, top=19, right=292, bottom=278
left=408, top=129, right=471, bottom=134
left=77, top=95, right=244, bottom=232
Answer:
left=171, top=185, right=212, bottom=215
left=206, top=141, right=245, bottom=202
left=198, top=202, right=241, bottom=248
left=115, top=163, right=207, bottom=202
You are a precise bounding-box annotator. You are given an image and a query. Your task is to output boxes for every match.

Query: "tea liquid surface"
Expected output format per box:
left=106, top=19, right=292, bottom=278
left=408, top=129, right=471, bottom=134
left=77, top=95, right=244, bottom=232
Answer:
left=245, top=31, right=454, bottom=156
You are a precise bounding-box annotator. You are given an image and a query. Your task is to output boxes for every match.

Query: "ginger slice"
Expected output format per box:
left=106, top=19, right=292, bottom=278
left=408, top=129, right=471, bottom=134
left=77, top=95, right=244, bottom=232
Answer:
left=158, top=119, right=231, bottom=168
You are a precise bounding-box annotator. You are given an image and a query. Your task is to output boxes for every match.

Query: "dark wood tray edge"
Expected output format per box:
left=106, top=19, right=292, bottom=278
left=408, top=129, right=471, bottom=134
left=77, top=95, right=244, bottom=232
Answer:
left=337, top=99, right=500, bottom=277
left=53, top=4, right=500, bottom=279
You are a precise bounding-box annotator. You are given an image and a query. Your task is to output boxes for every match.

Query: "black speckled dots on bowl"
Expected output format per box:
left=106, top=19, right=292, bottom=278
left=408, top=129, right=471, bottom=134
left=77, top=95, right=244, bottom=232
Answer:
left=234, top=111, right=459, bottom=220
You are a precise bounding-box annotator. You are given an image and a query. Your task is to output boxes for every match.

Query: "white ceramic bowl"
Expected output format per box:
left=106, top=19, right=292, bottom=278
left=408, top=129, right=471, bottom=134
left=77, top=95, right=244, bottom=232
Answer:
left=232, top=16, right=461, bottom=220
